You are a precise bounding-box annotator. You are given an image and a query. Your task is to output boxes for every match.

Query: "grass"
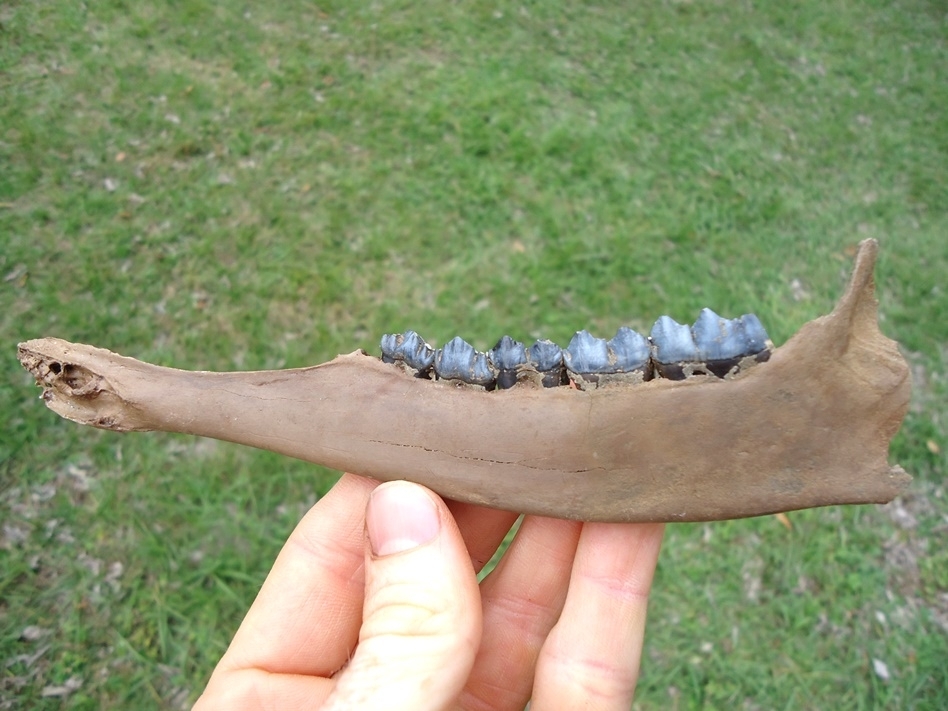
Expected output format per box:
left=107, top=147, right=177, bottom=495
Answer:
left=1, top=0, right=946, bottom=708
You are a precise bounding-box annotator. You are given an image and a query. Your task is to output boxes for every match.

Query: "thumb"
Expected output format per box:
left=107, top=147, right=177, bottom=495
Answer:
left=322, top=481, right=482, bottom=711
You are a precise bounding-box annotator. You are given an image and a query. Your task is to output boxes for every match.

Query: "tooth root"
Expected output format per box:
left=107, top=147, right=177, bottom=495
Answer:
left=528, top=339, right=567, bottom=388
left=434, top=337, right=496, bottom=388
left=489, top=335, right=527, bottom=389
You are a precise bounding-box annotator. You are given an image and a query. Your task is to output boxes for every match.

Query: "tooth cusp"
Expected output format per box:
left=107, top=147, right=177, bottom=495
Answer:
left=649, top=316, right=699, bottom=380
left=380, top=333, right=399, bottom=364
left=609, top=327, right=652, bottom=374
left=564, top=330, right=610, bottom=375
left=738, top=314, right=770, bottom=356
left=434, top=337, right=496, bottom=388
left=489, top=336, right=527, bottom=389
left=380, top=331, right=436, bottom=376
left=651, top=310, right=772, bottom=379
left=528, top=339, right=567, bottom=388
left=693, top=308, right=745, bottom=362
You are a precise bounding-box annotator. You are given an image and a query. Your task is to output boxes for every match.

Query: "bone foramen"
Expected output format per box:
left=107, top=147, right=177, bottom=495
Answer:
left=16, top=239, right=911, bottom=523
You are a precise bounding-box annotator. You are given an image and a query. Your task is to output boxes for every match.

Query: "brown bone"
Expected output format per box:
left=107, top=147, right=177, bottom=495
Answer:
left=16, top=239, right=911, bottom=522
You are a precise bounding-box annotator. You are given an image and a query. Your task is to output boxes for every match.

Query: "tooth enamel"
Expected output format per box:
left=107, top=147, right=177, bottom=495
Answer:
left=739, top=314, right=770, bottom=355
left=470, top=351, right=495, bottom=386
left=489, top=335, right=527, bottom=389
left=434, top=337, right=495, bottom=386
left=397, top=330, right=435, bottom=372
left=528, top=339, right=567, bottom=387
left=608, top=327, right=651, bottom=373
left=692, top=308, right=745, bottom=362
left=649, top=315, right=699, bottom=364
left=564, top=330, right=610, bottom=374
left=489, top=335, right=527, bottom=370
left=528, top=339, right=563, bottom=371
left=380, top=333, right=399, bottom=363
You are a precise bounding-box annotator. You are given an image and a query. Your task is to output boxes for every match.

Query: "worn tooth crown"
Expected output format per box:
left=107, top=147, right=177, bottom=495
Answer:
left=739, top=314, right=769, bottom=355
left=397, top=330, right=435, bottom=371
left=489, top=335, right=526, bottom=389
left=489, top=335, right=527, bottom=370
left=435, top=336, right=495, bottom=386
left=528, top=339, right=564, bottom=371
left=650, top=315, right=699, bottom=363
left=528, top=339, right=567, bottom=387
left=692, top=308, right=747, bottom=361
left=564, top=330, right=610, bottom=374
left=608, top=327, right=650, bottom=372
left=380, top=333, right=400, bottom=363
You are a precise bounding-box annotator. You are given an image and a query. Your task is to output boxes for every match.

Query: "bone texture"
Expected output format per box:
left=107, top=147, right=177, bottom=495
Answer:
left=16, top=239, right=911, bottom=522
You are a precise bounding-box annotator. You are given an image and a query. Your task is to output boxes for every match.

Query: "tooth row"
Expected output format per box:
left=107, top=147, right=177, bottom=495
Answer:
left=649, top=309, right=771, bottom=379
left=380, top=309, right=771, bottom=389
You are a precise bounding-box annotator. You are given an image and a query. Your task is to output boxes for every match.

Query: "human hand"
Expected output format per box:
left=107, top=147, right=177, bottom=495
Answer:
left=193, top=473, right=664, bottom=710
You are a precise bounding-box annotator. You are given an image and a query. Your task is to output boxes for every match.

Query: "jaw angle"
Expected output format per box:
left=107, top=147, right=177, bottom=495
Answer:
left=17, top=239, right=911, bottom=523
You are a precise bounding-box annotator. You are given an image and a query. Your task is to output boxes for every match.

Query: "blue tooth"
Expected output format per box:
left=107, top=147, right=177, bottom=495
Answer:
left=380, top=333, right=399, bottom=363
left=470, top=351, right=495, bottom=385
left=434, top=336, right=474, bottom=380
left=564, top=330, right=610, bottom=373
left=692, top=308, right=746, bottom=362
left=488, top=335, right=527, bottom=370
left=650, top=315, right=699, bottom=363
left=609, top=327, right=650, bottom=372
left=738, top=314, right=769, bottom=355
left=396, top=330, right=435, bottom=371
left=435, top=337, right=495, bottom=385
left=528, top=339, right=564, bottom=372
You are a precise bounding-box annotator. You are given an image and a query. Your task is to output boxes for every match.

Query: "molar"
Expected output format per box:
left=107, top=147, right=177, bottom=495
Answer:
left=434, top=337, right=496, bottom=388
left=691, top=309, right=772, bottom=376
left=649, top=316, right=699, bottom=380
left=564, top=330, right=610, bottom=388
left=565, top=328, right=653, bottom=389
left=609, top=327, right=651, bottom=373
left=692, top=308, right=747, bottom=362
left=739, top=314, right=770, bottom=356
left=607, top=326, right=653, bottom=383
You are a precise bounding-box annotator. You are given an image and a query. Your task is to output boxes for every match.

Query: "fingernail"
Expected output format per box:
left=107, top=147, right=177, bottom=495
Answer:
left=367, top=482, right=441, bottom=556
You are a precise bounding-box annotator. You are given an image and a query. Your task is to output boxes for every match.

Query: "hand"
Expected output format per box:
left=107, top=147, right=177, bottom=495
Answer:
left=194, top=473, right=664, bottom=710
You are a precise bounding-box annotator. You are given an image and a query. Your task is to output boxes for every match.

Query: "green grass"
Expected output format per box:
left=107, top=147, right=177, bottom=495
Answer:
left=2, top=0, right=946, bottom=708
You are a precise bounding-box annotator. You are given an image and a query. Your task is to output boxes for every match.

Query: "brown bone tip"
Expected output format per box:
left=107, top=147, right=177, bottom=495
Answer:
left=17, top=239, right=911, bottom=522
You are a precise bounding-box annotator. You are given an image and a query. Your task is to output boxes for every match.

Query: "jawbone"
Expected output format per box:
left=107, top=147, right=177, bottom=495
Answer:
left=16, top=239, right=911, bottom=522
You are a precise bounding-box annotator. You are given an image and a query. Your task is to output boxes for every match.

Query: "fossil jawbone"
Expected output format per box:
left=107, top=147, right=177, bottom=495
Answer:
left=17, top=239, right=910, bottom=522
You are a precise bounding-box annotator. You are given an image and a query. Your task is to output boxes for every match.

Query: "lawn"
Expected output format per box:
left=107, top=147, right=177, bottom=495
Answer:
left=1, top=1, right=946, bottom=708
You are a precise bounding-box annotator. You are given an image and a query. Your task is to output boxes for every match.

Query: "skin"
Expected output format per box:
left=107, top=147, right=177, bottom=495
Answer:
left=193, top=473, right=664, bottom=710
